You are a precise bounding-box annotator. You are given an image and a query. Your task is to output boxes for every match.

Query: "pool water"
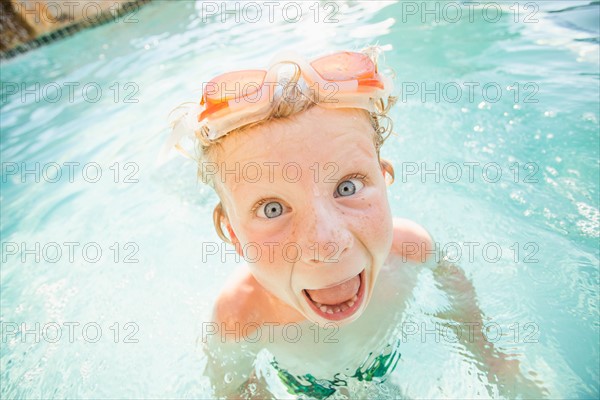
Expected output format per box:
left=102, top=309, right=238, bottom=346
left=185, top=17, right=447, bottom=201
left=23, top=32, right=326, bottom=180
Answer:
left=1, top=1, right=598, bottom=398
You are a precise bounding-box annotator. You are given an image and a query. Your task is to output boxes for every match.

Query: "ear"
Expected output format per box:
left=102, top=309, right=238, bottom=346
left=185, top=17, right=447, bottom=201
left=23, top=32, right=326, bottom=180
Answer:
left=224, top=219, right=244, bottom=258
left=213, top=202, right=244, bottom=258
left=380, top=158, right=395, bottom=186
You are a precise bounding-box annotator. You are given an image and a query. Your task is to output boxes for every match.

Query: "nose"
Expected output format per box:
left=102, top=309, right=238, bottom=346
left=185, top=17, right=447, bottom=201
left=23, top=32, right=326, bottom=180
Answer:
left=296, top=201, right=353, bottom=265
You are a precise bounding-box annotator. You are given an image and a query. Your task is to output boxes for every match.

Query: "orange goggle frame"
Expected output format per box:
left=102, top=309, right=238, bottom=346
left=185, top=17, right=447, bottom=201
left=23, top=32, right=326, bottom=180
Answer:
left=159, top=49, right=393, bottom=163
left=200, top=51, right=387, bottom=123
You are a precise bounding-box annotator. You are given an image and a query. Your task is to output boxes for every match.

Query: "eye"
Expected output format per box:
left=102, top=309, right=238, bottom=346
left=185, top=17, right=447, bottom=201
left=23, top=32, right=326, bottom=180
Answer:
left=257, top=201, right=283, bottom=218
left=335, top=177, right=364, bottom=197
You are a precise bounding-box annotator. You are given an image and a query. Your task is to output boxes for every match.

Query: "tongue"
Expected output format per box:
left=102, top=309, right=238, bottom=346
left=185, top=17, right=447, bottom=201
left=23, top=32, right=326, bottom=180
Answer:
left=306, top=275, right=360, bottom=305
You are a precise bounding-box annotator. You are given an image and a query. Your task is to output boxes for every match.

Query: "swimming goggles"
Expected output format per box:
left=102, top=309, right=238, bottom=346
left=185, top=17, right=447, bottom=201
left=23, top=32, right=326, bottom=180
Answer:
left=159, top=49, right=394, bottom=163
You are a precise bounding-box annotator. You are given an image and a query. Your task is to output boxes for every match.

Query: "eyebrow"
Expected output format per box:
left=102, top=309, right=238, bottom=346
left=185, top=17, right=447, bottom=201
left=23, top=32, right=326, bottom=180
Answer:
left=229, top=141, right=376, bottom=198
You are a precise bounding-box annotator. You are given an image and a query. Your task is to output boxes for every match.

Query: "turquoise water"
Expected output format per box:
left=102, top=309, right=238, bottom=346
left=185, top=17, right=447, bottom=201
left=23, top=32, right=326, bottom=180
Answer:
left=1, top=1, right=598, bottom=398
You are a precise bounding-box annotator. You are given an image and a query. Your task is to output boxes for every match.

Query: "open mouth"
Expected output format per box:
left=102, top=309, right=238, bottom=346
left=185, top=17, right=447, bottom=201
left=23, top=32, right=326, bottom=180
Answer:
left=302, top=269, right=366, bottom=321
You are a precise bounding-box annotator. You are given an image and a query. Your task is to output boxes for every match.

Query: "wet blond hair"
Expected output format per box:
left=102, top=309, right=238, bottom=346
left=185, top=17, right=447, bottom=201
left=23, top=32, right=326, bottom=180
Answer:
left=183, top=47, right=398, bottom=244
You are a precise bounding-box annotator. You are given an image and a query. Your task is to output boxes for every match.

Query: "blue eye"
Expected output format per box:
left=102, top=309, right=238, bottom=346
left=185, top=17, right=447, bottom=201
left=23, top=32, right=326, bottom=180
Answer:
left=260, top=201, right=283, bottom=218
left=336, top=178, right=364, bottom=197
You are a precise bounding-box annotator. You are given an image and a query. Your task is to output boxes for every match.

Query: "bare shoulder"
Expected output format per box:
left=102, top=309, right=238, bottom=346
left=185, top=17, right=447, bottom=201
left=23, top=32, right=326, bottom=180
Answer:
left=389, top=217, right=435, bottom=263
left=206, top=268, right=263, bottom=394
left=212, top=265, right=305, bottom=342
left=212, top=265, right=267, bottom=341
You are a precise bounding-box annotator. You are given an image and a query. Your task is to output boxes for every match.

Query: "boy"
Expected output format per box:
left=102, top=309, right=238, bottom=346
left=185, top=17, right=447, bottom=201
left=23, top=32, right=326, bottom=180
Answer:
left=163, top=49, right=545, bottom=399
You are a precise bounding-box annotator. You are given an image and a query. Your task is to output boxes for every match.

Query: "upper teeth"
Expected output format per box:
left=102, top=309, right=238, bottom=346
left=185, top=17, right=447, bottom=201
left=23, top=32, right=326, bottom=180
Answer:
left=315, top=294, right=358, bottom=314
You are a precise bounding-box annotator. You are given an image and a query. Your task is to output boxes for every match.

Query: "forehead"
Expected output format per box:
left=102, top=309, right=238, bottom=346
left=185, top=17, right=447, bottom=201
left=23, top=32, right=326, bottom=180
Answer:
left=216, top=107, right=376, bottom=166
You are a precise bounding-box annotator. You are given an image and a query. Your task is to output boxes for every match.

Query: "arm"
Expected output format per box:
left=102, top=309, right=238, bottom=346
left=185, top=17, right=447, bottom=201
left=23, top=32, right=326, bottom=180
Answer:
left=432, top=259, right=547, bottom=399
left=203, top=336, right=256, bottom=399
left=202, top=268, right=255, bottom=398
left=203, top=268, right=278, bottom=399
left=390, top=218, right=546, bottom=398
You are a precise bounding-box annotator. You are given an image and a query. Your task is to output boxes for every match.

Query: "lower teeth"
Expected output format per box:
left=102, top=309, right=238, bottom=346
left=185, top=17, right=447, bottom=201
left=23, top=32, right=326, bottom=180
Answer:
left=315, top=294, right=358, bottom=314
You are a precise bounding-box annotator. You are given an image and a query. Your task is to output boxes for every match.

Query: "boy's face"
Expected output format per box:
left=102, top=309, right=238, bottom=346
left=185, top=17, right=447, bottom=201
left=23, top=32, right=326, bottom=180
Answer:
left=216, top=106, right=394, bottom=325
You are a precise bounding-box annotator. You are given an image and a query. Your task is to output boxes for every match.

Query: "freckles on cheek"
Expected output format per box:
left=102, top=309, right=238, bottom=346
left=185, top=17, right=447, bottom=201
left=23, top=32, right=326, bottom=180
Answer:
left=358, top=208, right=388, bottom=232
left=355, top=194, right=391, bottom=234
